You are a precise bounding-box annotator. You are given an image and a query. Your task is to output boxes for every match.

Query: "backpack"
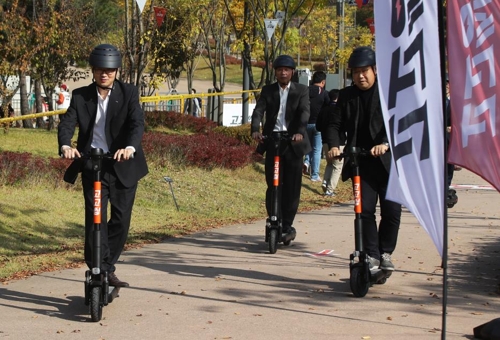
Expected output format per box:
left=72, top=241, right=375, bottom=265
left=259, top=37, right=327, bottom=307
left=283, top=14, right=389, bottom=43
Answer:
left=56, top=92, right=64, bottom=105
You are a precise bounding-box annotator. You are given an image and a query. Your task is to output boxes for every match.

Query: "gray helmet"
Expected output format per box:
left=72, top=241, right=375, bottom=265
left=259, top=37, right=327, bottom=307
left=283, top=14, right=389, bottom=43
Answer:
left=89, top=44, right=122, bottom=69
left=273, top=55, right=296, bottom=69
left=348, top=46, right=376, bottom=68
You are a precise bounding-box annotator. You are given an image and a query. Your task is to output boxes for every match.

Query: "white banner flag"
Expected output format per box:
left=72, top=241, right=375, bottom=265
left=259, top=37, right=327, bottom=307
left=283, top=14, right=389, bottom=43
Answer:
left=374, top=0, right=445, bottom=256
left=136, top=0, right=147, bottom=13
left=264, top=19, right=280, bottom=42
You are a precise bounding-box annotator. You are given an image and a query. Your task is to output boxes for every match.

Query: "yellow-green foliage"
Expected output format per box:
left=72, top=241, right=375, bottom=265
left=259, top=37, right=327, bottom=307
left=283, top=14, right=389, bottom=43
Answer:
left=213, top=123, right=256, bottom=147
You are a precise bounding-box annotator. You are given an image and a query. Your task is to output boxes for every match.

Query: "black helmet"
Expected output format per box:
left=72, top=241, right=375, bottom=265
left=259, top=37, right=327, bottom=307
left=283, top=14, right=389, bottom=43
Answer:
left=273, top=55, right=296, bottom=69
left=89, top=44, right=122, bottom=69
left=348, top=46, right=376, bottom=68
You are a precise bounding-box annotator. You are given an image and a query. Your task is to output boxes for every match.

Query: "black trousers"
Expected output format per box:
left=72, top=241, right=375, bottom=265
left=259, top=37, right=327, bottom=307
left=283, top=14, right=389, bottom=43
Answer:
left=264, top=139, right=303, bottom=228
left=82, top=160, right=137, bottom=272
left=447, top=162, right=454, bottom=187
left=358, top=158, right=402, bottom=260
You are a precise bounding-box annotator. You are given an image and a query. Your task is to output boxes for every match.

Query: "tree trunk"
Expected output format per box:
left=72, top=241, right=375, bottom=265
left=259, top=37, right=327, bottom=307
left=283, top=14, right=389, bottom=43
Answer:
left=20, top=74, right=32, bottom=128
left=46, top=89, right=56, bottom=131
left=35, top=79, right=45, bottom=129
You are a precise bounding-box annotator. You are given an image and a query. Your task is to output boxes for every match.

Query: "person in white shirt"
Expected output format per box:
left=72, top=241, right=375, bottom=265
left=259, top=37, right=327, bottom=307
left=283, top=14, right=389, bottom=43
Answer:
left=57, top=84, right=71, bottom=110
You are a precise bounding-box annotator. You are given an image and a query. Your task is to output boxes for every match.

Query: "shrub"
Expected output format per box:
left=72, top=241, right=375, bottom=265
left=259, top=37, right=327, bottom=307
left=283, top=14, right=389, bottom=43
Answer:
left=142, top=131, right=256, bottom=170
left=213, top=124, right=257, bottom=147
left=145, top=110, right=217, bottom=134
left=251, top=60, right=266, bottom=69
left=225, top=55, right=242, bottom=65
left=0, top=115, right=260, bottom=187
left=0, top=151, right=70, bottom=186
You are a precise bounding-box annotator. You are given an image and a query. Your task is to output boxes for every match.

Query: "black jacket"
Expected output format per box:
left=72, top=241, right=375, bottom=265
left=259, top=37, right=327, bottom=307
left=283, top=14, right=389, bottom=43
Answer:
left=308, top=85, right=330, bottom=124
left=325, top=82, right=391, bottom=180
left=251, top=81, right=311, bottom=157
left=58, top=79, right=149, bottom=187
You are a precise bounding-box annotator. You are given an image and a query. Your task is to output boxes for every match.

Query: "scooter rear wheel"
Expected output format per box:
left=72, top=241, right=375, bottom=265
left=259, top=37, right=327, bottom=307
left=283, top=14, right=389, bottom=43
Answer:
left=350, top=266, right=370, bottom=297
left=268, top=229, right=278, bottom=254
left=90, top=286, right=103, bottom=322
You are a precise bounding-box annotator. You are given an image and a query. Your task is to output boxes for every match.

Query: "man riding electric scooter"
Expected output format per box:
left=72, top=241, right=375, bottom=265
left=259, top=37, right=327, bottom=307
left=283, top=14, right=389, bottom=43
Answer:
left=251, top=55, right=311, bottom=252
left=325, top=46, right=402, bottom=274
left=59, top=44, right=149, bottom=288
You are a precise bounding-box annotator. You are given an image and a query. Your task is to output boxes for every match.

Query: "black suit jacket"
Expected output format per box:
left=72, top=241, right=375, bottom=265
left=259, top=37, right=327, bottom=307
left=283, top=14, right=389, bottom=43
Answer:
left=326, top=82, right=391, bottom=180
left=58, top=80, right=148, bottom=187
left=251, top=81, right=311, bottom=156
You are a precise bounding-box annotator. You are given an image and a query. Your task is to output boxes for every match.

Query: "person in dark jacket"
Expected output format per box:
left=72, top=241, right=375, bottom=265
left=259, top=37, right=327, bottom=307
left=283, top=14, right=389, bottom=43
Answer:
left=303, top=71, right=330, bottom=181
left=318, top=89, right=343, bottom=196
left=251, top=55, right=311, bottom=238
left=58, top=44, right=149, bottom=287
left=325, top=46, right=402, bottom=271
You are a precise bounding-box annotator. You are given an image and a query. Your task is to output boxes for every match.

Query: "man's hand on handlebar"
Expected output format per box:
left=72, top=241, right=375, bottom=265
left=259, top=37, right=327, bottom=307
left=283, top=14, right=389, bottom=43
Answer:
left=114, top=148, right=134, bottom=162
left=371, top=143, right=390, bottom=157
left=291, top=133, right=303, bottom=142
left=327, top=147, right=341, bottom=161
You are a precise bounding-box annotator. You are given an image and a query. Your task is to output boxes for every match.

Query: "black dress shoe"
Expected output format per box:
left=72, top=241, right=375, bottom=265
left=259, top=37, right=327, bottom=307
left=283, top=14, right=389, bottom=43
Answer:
left=108, top=272, right=130, bottom=287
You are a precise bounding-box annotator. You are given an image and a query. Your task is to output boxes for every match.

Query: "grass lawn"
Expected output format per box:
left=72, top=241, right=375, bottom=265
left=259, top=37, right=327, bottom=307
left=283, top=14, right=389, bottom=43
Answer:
left=0, top=128, right=352, bottom=281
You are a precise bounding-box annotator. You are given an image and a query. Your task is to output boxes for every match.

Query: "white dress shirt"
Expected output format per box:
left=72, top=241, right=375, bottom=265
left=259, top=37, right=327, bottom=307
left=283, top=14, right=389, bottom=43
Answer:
left=273, top=82, right=290, bottom=132
left=91, top=89, right=110, bottom=153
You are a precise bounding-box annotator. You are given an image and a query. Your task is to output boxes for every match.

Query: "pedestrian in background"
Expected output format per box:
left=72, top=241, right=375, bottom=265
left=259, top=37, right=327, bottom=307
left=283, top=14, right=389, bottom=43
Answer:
left=318, top=89, right=343, bottom=197
left=56, top=84, right=71, bottom=110
left=303, top=71, right=330, bottom=182
left=184, top=88, right=201, bottom=117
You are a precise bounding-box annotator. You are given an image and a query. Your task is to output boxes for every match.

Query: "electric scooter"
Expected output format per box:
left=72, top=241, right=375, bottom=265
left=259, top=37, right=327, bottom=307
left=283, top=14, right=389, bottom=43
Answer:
left=263, top=133, right=297, bottom=254
left=339, top=146, right=392, bottom=298
left=82, top=148, right=121, bottom=322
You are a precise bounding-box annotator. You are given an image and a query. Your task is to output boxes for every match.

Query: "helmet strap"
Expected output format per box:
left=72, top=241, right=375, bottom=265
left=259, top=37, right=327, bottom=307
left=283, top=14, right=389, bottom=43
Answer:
left=97, top=83, right=114, bottom=91
left=93, top=79, right=115, bottom=91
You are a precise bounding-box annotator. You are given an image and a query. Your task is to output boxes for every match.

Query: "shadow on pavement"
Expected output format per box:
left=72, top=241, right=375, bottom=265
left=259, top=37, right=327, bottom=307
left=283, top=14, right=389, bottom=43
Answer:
left=0, top=287, right=89, bottom=322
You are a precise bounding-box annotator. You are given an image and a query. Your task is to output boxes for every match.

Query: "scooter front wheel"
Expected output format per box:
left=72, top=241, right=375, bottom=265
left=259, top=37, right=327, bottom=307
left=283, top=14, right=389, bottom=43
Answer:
left=90, top=286, right=103, bottom=322
left=268, top=229, right=278, bottom=254
left=350, top=266, right=370, bottom=297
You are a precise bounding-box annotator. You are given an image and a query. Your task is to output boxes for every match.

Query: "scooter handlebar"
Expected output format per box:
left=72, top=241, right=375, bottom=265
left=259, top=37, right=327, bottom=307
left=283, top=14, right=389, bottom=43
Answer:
left=335, top=147, right=371, bottom=159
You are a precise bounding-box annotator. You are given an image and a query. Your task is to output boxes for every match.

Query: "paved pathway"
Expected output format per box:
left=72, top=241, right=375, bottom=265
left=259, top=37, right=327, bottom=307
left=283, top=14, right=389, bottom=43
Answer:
left=0, top=169, right=499, bottom=339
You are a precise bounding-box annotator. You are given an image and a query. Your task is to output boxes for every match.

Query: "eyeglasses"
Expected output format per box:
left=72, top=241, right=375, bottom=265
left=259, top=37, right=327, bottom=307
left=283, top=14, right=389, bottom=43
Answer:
left=93, top=68, right=117, bottom=75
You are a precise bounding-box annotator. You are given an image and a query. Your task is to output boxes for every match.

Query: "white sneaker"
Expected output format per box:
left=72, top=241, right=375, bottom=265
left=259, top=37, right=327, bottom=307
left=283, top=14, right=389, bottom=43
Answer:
left=321, top=180, right=327, bottom=193
left=302, top=163, right=310, bottom=176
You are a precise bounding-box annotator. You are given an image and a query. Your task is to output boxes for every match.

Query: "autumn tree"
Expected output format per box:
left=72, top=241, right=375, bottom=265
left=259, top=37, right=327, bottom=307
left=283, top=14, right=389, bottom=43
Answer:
left=29, top=0, right=93, bottom=130
left=244, top=0, right=324, bottom=86
left=197, top=0, right=230, bottom=124
left=122, top=0, right=155, bottom=87
left=144, top=1, right=204, bottom=97
left=300, top=4, right=338, bottom=70
left=0, top=0, right=37, bottom=126
left=224, top=0, right=263, bottom=91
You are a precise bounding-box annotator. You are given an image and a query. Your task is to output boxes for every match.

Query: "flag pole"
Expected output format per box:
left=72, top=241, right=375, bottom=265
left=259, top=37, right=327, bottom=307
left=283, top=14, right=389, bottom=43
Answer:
left=437, top=0, right=448, bottom=339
